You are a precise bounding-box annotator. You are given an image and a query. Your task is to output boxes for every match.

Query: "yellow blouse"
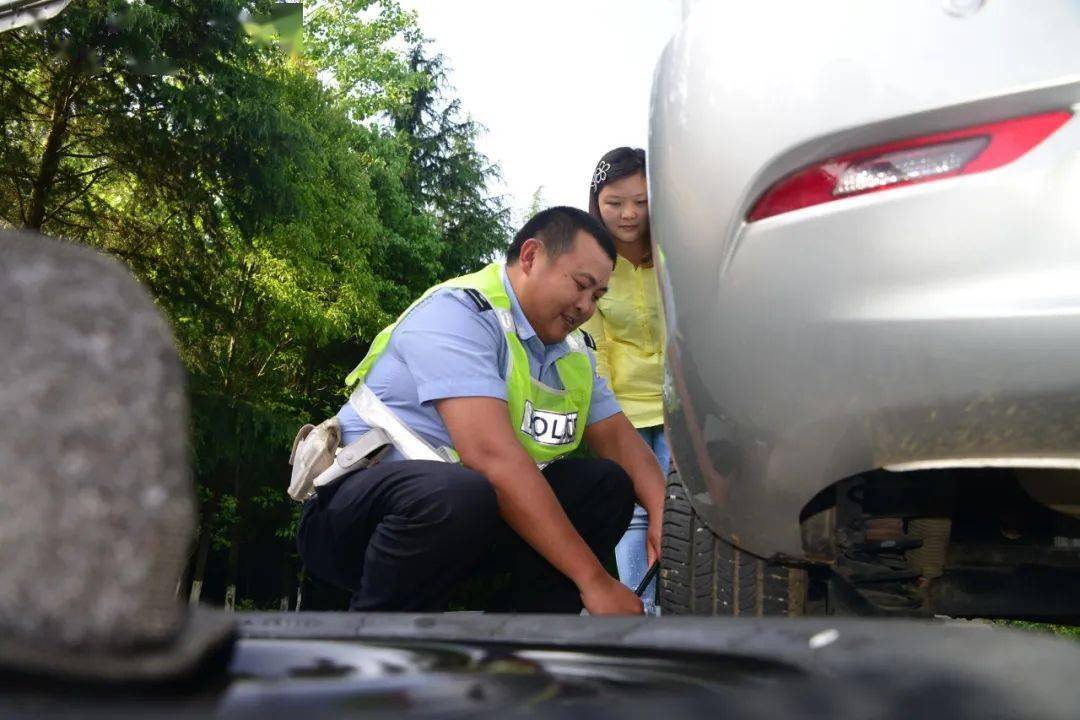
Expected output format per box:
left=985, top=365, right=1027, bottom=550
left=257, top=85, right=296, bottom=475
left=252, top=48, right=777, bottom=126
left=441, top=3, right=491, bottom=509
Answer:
left=582, top=254, right=665, bottom=428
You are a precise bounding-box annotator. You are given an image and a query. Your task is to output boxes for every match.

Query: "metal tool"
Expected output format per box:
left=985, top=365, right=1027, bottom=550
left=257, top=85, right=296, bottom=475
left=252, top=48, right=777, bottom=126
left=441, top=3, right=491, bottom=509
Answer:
left=634, top=562, right=659, bottom=597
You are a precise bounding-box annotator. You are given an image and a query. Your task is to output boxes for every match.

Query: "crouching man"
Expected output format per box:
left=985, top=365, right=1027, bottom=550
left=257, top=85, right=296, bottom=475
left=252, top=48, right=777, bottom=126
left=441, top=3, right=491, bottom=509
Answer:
left=297, top=207, right=666, bottom=614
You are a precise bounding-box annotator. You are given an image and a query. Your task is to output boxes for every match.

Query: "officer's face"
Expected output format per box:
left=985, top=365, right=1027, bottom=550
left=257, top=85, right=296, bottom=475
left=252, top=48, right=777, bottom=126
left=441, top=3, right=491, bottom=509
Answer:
left=520, top=230, right=612, bottom=344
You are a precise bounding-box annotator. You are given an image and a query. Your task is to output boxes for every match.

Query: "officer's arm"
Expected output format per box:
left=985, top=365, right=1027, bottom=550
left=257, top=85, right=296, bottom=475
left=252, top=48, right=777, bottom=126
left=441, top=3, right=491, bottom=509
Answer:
left=436, top=396, right=642, bottom=615
left=583, top=412, right=666, bottom=565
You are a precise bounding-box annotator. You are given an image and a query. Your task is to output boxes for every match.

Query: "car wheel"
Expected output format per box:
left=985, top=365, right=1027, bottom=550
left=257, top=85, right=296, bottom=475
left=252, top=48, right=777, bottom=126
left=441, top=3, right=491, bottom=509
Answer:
left=659, top=470, right=806, bottom=616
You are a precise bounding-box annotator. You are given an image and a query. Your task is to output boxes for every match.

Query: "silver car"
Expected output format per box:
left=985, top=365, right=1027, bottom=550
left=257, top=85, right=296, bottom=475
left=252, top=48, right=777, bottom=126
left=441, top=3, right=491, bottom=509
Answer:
left=650, top=0, right=1080, bottom=618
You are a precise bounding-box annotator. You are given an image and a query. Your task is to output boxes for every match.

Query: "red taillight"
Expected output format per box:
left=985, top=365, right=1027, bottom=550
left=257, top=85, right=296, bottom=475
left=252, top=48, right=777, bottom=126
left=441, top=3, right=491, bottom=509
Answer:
left=747, top=111, right=1072, bottom=222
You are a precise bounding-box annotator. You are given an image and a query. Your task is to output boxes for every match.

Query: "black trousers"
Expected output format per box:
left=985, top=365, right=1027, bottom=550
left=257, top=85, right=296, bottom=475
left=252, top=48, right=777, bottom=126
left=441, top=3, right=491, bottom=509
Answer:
left=296, top=457, right=635, bottom=613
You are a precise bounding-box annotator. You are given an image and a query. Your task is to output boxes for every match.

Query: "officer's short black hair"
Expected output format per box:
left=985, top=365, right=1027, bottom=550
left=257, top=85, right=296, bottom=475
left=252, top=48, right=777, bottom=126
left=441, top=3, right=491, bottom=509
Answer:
left=506, top=206, right=617, bottom=267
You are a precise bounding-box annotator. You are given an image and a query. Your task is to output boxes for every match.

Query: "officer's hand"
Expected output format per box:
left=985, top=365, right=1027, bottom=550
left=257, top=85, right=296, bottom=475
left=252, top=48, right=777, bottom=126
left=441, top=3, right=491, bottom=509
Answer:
left=580, top=573, right=644, bottom=615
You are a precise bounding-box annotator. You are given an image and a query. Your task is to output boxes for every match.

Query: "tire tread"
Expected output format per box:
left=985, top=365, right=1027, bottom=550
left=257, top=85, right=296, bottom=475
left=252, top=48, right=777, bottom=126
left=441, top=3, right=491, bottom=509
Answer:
left=659, top=470, right=806, bottom=617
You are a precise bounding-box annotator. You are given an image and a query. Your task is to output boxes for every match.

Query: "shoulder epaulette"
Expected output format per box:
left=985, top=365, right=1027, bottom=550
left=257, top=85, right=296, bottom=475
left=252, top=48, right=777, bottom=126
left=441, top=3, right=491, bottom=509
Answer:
left=462, top=288, right=492, bottom=312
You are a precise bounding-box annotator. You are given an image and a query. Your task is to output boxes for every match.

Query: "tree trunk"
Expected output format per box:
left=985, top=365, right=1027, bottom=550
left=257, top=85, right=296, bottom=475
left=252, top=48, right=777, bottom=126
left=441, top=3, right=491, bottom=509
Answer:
left=278, top=545, right=293, bottom=611
left=224, top=584, right=236, bottom=612
left=295, top=567, right=306, bottom=612
left=224, top=524, right=238, bottom=611
left=224, top=463, right=241, bottom=611
left=224, top=535, right=239, bottom=611
left=26, top=70, right=78, bottom=230
left=188, top=498, right=216, bottom=606
left=175, top=536, right=196, bottom=599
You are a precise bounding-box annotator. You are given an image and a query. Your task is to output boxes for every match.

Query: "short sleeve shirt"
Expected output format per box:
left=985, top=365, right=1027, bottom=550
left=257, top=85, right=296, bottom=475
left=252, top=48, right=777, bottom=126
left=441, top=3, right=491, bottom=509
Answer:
left=337, top=267, right=621, bottom=460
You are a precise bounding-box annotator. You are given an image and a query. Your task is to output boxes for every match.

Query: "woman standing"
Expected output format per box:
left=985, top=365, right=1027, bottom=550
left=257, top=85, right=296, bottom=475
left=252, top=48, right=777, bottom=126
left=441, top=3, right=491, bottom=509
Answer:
left=582, top=146, right=667, bottom=614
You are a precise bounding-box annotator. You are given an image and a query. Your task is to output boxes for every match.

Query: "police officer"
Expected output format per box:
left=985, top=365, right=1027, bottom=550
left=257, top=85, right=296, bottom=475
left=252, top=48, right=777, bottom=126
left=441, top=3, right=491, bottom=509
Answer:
left=297, top=207, right=666, bottom=615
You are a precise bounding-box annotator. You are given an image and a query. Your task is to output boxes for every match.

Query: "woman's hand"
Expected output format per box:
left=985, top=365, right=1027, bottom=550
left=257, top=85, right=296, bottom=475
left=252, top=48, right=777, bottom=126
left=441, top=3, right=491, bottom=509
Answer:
left=647, top=512, right=663, bottom=567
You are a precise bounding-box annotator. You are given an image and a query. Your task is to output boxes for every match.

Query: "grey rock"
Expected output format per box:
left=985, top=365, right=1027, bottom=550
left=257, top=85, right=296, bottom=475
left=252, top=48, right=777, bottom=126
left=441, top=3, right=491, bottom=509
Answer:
left=0, top=229, right=193, bottom=650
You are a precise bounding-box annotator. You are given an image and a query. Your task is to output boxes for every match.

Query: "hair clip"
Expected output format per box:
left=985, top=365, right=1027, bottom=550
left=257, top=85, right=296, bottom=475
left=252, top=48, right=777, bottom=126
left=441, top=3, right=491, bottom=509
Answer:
left=591, top=161, right=611, bottom=193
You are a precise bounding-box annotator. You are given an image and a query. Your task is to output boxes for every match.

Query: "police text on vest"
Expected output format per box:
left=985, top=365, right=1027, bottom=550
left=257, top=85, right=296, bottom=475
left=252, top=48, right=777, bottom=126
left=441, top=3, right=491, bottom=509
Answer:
left=519, top=401, right=578, bottom=446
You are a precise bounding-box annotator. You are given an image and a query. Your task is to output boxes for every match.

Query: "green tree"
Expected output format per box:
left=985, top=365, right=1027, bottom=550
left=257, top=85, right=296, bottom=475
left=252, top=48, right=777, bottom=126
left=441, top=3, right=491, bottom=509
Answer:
left=390, top=42, right=511, bottom=274
left=525, top=185, right=546, bottom=220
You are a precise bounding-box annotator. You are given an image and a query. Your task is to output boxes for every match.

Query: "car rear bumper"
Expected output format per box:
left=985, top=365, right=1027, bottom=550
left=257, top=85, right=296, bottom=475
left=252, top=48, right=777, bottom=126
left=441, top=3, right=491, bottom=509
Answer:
left=665, top=118, right=1080, bottom=558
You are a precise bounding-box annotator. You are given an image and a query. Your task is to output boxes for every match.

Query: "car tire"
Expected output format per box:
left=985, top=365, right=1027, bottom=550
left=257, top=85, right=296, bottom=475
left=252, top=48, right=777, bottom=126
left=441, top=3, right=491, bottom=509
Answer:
left=659, top=470, right=806, bottom=616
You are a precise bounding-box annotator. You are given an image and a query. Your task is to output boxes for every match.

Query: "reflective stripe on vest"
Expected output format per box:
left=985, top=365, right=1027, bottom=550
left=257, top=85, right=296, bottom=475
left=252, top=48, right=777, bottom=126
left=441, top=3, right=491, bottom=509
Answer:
left=345, top=263, right=594, bottom=464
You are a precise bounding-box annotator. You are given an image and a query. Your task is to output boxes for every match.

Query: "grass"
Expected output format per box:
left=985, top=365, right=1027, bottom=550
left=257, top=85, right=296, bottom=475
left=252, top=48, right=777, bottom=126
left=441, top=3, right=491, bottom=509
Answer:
left=996, top=620, right=1080, bottom=640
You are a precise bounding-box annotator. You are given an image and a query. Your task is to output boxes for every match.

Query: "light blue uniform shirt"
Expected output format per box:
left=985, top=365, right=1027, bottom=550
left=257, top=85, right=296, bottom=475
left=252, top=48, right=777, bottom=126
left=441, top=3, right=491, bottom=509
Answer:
left=337, top=267, right=621, bottom=460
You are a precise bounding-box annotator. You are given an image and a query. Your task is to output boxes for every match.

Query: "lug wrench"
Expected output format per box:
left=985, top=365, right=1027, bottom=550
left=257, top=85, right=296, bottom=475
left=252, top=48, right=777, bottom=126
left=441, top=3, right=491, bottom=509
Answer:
left=634, top=561, right=659, bottom=597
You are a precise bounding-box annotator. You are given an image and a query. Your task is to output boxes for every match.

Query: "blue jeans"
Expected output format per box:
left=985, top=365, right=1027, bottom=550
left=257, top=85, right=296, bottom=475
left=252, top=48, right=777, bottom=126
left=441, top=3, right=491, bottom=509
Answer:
left=615, top=425, right=669, bottom=615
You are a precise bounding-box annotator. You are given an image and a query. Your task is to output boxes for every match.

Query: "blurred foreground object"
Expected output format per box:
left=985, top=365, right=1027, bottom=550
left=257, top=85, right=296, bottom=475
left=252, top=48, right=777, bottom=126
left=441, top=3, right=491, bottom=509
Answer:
left=0, top=229, right=233, bottom=682
left=0, top=0, right=70, bottom=32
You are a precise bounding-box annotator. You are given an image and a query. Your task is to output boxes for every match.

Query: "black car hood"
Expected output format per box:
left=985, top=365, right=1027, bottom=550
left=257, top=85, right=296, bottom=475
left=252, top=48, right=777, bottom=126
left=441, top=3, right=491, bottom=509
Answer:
left=4, top=613, right=1079, bottom=719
